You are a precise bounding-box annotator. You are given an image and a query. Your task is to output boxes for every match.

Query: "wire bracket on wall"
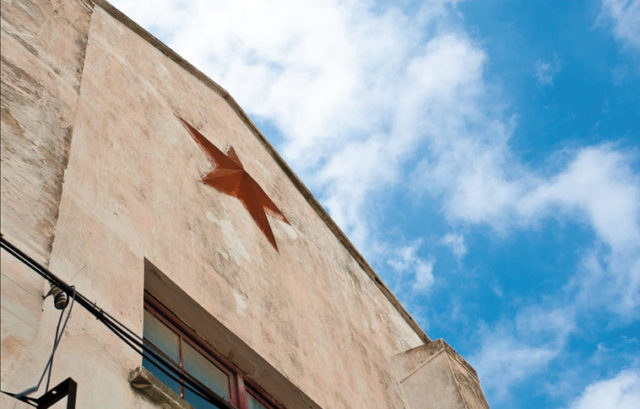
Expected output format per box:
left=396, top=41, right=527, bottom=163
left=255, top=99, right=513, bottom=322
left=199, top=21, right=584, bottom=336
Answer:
left=5, top=377, right=77, bottom=409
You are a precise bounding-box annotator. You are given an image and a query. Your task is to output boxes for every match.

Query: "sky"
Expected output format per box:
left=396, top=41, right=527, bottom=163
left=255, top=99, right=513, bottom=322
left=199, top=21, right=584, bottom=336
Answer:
left=111, top=0, right=640, bottom=407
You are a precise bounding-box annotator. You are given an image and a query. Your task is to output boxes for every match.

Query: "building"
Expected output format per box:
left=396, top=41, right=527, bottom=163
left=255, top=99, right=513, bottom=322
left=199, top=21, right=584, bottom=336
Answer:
left=0, top=0, right=490, bottom=408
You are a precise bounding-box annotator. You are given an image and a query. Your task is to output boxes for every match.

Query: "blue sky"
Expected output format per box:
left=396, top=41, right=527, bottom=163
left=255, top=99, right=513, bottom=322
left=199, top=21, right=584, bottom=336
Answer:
left=113, top=0, right=640, bottom=407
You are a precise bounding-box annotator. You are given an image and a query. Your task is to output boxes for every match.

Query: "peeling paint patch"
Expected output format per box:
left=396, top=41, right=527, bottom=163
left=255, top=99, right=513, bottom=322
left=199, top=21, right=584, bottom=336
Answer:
left=233, top=290, right=247, bottom=316
left=278, top=219, right=298, bottom=241
left=206, top=211, right=250, bottom=263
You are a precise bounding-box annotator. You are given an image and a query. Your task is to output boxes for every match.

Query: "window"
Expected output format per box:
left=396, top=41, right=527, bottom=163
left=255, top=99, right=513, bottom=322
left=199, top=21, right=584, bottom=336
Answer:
left=246, top=389, right=272, bottom=409
left=142, top=292, right=282, bottom=409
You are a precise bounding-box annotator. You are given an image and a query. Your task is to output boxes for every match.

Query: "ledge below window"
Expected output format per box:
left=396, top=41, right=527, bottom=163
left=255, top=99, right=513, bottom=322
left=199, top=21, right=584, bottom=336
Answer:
left=128, top=366, right=194, bottom=409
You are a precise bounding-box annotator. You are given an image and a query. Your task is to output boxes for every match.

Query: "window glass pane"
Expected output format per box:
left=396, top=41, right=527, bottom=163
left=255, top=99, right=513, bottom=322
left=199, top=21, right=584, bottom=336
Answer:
left=142, top=310, right=181, bottom=395
left=143, top=310, right=180, bottom=362
left=183, top=342, right=230, bottom=401
left=184, top=389, right=226, bottom=409
left=247, top=392, right=269, bottom=409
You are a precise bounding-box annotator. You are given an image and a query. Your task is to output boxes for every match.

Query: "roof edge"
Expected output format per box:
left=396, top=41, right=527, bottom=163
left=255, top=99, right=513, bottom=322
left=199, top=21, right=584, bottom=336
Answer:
left=92, top=0, right=430, bottom=344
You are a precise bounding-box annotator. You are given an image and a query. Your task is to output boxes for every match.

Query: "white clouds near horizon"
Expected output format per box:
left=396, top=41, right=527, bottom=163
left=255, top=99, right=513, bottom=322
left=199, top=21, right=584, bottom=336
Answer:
left=567, top=369, right=640, bottom=409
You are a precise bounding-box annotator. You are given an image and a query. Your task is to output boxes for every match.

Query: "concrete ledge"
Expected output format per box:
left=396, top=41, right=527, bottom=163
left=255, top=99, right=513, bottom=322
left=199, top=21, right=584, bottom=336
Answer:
left=394, top=340, right=489, bottom=409
left=128, top=366, right=194, bottom=409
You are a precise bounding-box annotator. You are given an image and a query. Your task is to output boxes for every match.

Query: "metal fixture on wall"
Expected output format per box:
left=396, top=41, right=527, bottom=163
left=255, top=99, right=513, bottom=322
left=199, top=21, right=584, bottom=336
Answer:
left=45, top=283, right=69, bottom=310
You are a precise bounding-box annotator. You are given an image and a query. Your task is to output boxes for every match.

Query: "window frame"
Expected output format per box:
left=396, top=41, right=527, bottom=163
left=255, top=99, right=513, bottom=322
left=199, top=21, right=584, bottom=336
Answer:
left=246, top=385, right=281, bottom=409
left=143, top=291, right=283, bottom=409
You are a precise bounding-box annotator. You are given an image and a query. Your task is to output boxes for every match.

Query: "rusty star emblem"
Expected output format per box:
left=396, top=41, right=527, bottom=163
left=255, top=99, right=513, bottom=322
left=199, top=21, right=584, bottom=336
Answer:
left=177, top=116, right=289, bottom=251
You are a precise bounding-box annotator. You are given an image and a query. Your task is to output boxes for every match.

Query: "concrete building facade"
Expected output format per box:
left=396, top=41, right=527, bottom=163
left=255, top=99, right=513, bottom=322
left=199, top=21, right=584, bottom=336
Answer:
left=0, top=1, right=490, bottom=408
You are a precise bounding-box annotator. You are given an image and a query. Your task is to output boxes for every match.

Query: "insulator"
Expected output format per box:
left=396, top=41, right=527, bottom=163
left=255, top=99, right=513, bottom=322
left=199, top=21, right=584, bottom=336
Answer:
left=50, top=285, right=68, bottom=310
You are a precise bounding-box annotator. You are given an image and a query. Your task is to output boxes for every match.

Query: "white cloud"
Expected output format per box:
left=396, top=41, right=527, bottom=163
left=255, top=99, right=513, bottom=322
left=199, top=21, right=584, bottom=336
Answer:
left=413, top=260, right=435, bottom=291
left=465, top=146, right=639, bottom=401
left=421, top=136, right=640, bottom=259
left=600, top=0, right=640, bottom=51
left=472, top=306, right=575, bottom=401
left=520, top=147, right=640, bottom=251
left=569, top=248, right=640, bottom=321
left=534, top=59, right=559, bottom=85
left=521, top=147, right=640, bottom=317
left=387, top=240, right=435, bottom=292
left=475, top=336, right=558, bottom=400
left=423, top=141, right=640, bottom=312
left=441, top=232, right=467, bottom=258
left=535, top=61, right=553, bottom=85
left=567, top=369, right=640, bottom=409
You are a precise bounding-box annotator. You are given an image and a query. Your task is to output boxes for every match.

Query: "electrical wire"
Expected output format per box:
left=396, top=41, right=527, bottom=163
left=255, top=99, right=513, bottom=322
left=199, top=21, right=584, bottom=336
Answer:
left=0, top=236, right=234, bottom=409
left=45, top=306, right=65, bottom=392
left=13, top=288, right=76, bottom=398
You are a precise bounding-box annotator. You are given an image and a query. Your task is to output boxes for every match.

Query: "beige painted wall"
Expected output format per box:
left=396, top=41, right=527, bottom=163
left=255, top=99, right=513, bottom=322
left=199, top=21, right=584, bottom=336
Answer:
left=1, top=1, right=93, bottom=407
left=1, top=1, right=488, bottom=408
left=1, top=0, right=92, bottom=265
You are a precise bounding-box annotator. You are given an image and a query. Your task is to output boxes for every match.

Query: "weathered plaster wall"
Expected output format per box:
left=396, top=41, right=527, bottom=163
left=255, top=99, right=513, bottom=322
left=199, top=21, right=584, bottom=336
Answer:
left=1, top=0, right=93, bottom=264
left=1, top=1, right=489, bottom=408
left=0, top=1, right=93, bottom=407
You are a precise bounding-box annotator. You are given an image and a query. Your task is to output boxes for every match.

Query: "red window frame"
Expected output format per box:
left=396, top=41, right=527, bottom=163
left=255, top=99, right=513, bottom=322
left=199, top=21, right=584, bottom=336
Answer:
left=143, top=292, right=284, bottom=409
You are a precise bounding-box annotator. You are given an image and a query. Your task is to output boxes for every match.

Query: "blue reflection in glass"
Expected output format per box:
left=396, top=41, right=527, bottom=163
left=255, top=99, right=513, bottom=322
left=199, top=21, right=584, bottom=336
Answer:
left=142, top=310, right=181, bottom=396
left=183, top=342, right=230, bottom=403
left=247, top=392, right=269, bottom=409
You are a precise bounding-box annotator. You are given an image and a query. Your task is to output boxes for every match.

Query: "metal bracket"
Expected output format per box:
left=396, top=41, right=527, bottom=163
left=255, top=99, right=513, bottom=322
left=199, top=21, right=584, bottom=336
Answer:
left=34, top=378, right=77, bottom=409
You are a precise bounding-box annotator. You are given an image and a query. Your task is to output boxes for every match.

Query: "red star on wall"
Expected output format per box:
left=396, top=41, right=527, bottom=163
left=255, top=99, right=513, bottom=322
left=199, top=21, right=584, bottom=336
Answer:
left=177, top=116, right=289, bottom=251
